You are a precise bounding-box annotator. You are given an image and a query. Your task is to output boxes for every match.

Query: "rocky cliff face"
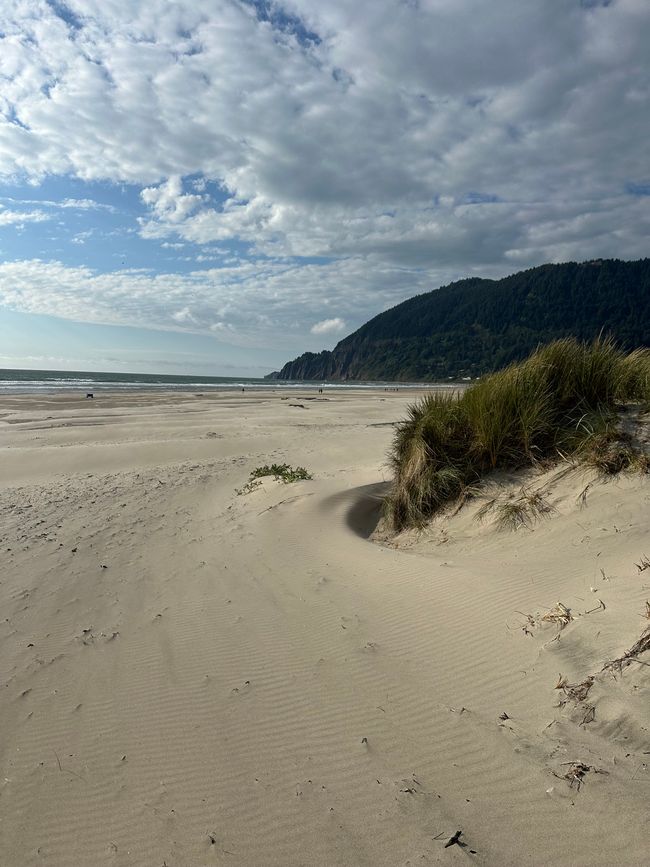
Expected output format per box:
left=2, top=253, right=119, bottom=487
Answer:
left=266, top=346, right=367, bottom=380
left=266, top=350, right=337, bottom=380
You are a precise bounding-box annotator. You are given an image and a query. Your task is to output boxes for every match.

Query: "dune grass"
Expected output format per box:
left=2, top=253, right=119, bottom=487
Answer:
left=387, top=337, right=650, bottom=530
left=476, top=487, right=555, bottom=531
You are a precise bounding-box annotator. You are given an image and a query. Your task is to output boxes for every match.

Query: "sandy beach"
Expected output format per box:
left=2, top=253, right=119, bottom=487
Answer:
left=0, top=389, right=648, bottom=866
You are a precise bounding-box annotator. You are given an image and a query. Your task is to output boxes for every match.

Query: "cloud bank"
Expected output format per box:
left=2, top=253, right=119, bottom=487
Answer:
left=0, top=257, right=421, bottom=351
left=0, top=0, right=648, bottom=354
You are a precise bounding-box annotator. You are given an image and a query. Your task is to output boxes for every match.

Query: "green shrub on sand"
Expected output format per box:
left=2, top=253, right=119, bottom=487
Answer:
left=236, top=463, right=313, bottom=495
left=249, top=463, right=312, bottom=483
left=387, top=337, right=650, bottom=530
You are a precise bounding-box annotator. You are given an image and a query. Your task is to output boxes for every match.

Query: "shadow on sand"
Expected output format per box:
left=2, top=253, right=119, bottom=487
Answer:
left=343, top=481, right=391, bottom=539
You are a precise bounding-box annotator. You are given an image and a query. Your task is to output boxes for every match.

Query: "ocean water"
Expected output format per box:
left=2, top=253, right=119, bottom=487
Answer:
left=0, top=368, right=451, bottom=394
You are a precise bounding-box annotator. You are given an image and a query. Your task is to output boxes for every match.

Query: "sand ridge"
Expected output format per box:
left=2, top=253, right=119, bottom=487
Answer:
left=0, top=390, right=648, bottom=866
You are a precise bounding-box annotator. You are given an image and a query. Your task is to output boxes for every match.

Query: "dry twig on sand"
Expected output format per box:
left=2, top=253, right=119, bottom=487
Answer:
left=602, top=625, right=650, bottom=673
left=541, top=602, right=573, bottom=629
left=515, top=610, right=537, bottom=635
left=558, top=761, right=608, bottom=791
left=563, top=762, right=590, bottom=790
left=555, top=676, right=597, bottom=725
left=584, top=598, right=606, bottom=615
left=555, top=675, right=594, bottom=703
left=580, top=705, right=596, bottom=725
left=576, top=482, right=591, bottom=508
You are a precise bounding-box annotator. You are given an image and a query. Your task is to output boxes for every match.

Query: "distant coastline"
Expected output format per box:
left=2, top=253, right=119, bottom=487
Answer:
left=0, top=367, right=459, bottom=395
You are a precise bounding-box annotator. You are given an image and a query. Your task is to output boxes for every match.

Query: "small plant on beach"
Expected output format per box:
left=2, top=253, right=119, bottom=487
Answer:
left=249, top=463, right=312, bottom=483
left=236, top=463, right=312, bottom=494
left=386, top=337, right=650, bottom=530
left=476, top=487, right=554, bottom=531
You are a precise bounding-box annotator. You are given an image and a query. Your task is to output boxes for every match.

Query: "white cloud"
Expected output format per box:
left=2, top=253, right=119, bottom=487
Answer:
left=171, top=306, right=197, bottom=324
left=140, top=176, right=206, bottom=224
left=0, top=0, right=648, bottom=348
left=59, top=198, right=117, bottom=212
left=0, top=256, right=442, bottom=350
left=0, top=196, right=115, bottom=212
left=311, top=317, right=346, bottom=335
left=71, top=229, right=94, bottom=244
left=0, top=206, right=50, bottom=226
left=209, top=321, right=235, bottom=333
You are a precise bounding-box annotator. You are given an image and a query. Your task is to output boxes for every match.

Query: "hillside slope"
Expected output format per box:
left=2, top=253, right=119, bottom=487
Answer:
left=267, top=259, right=650, bottom=381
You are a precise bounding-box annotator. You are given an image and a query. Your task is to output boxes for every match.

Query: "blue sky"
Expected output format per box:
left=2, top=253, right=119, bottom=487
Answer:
left=0, top=0, right=648, bottom=375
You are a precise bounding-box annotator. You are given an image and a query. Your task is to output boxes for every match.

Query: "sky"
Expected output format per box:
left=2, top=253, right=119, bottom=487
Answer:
left=0, top=0, right=649, bottom=376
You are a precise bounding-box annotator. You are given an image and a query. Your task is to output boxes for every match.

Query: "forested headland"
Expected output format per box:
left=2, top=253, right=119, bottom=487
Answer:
left=266, top=259, right=650, bottom=381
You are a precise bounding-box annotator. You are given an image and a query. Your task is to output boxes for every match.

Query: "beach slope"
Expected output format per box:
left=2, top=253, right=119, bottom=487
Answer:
left=0, top=391, right=648, bottom=866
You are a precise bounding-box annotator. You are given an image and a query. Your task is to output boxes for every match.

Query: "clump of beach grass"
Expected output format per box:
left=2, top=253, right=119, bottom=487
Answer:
left=387, top=337, right=650, bottom=530
left=476, top=487, right=555, bottom=530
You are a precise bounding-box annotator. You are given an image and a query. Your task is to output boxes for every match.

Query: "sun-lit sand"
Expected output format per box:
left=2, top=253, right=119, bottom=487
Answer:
left=0, top=390, right=648, bottom=866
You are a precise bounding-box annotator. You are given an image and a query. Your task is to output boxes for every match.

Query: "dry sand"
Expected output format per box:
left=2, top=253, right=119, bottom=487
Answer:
left=0, top=390, right=648, bottom=866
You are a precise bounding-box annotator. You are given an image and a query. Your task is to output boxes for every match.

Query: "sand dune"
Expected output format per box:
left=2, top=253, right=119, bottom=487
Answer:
left=0, top=391, right=648, bottom=866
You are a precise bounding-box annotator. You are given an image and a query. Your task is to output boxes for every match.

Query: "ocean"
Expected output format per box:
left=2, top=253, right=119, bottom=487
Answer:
left=0, top=368, right=450, bottom=394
